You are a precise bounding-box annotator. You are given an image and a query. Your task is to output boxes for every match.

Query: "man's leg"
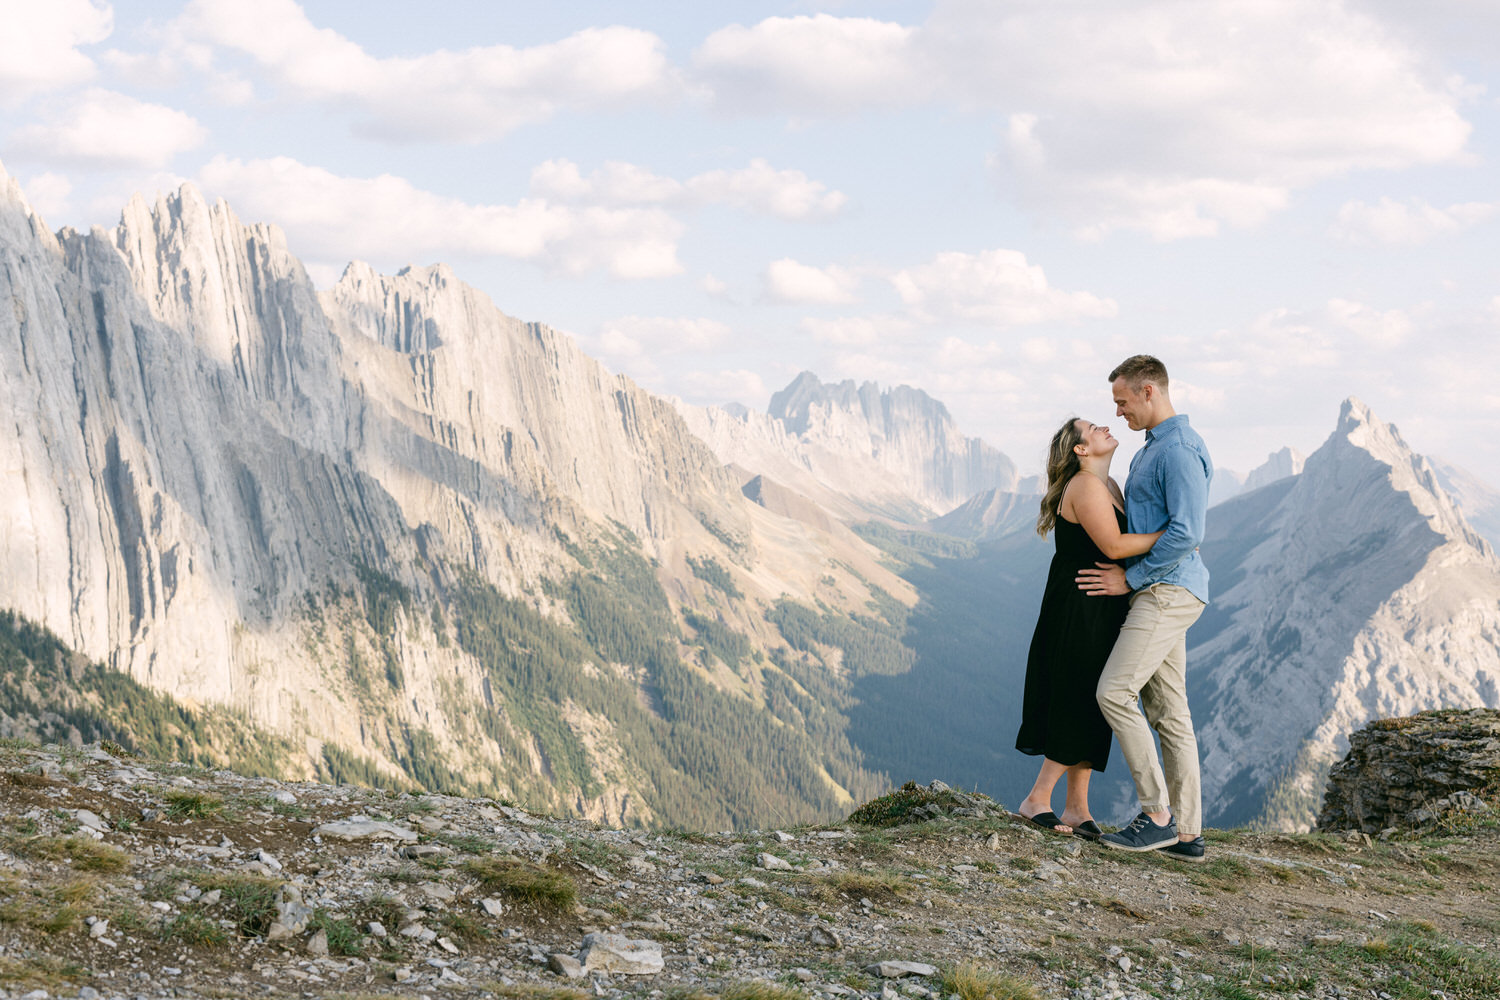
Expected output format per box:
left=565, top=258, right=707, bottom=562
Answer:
left=1139, top=622, right=1203, bottom=839
left=1096, top=586, right=1183, bottom=819
left=1104, top=587, right=1206, bottom=821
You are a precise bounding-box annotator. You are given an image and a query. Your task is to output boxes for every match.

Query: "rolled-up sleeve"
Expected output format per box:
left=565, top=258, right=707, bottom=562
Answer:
left=1124, top=444, right=1210, bottom=591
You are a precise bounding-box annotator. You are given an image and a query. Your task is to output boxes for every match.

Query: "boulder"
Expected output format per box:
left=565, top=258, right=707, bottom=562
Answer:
left=577, top=932, right=664, bottom=975
left=1317, top=709, right=1500, bottom=832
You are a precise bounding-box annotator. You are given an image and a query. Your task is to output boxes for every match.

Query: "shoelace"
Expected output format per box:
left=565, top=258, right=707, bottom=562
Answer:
left=1123, top=814, right=1152, bottom=832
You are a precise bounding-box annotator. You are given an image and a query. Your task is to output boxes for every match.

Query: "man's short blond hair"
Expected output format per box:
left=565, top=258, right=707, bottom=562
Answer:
left=1109, top=354, right=1169, bottom=391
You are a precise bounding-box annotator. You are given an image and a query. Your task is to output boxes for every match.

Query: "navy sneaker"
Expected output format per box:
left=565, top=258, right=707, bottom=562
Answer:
left=1100, top=812, right=1178, bottom=852
left=1160, top=835, right=1206, bottom=862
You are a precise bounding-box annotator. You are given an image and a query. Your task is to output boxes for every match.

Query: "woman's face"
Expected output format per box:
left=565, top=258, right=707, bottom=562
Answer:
left=1075, top=419, right=1118, bottom=458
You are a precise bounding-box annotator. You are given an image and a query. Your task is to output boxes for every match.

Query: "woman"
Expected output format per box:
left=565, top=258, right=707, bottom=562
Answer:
left=1013, top=417, right=1162, bottom=838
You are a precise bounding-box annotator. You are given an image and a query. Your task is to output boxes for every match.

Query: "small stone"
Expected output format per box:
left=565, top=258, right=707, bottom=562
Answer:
left=810, top=926, right=843, bottom=949
left=392, top=967, right=413, bottom=982
left=89, top=919, right=110, bottom=938
left=1118, top=956, right=1132, bottom=974
left=420, top=881, right=456, bottom=901
left=985, top=832, right=1002, bottom=851
left=399, top=844, right=448, bottom=860
left=773, top=830, right=795, bottom=843
left=312, top=818, right=419, bottom=842
left=757, top=852, right=793, bottom=871
left=549, top=954, right=585, bottom=979
left=254, top=848, right=282, bottom=871
left=438, top=936, right=460, bottom=954
left=368, top=921, right=387, bottom=938
left=72, top=809, right=109, bottom=832
left=578, top=932, right=665, bottom=975
left=199, top=889, right=221, bottom=906
left=793, top=968, right=814, bottom=982
left=703, top=873, right=725, bottom=885
left=867, top=961, right=937, bottom=979
left=307, top=928, right=329, bottom=956
left=273, top=790, right=298, bottom=805
left=480, top=898, right=505, bottom=917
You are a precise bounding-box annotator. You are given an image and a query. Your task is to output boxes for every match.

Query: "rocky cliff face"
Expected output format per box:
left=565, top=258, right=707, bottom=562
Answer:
left=678, top=372, right=1018, bottom=522
left=0, top=164, right=910, bottom=828
left=1191, top=399, right=1500, bottom=831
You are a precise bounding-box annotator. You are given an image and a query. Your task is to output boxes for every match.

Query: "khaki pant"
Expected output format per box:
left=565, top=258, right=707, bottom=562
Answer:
left=1096, top=583, right=1205, bottom=837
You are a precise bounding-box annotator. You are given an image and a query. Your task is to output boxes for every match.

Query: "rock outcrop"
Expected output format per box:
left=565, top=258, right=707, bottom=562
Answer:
left=1316, top=708, right=1500, bottom=832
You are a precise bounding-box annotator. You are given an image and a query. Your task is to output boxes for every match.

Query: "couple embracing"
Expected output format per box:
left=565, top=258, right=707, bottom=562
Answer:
left=1014, top=355, right=1212, bottom=861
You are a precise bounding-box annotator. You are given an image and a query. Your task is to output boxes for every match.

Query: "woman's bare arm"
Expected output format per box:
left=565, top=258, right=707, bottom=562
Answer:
left=1063, top=474, right=1163, bottom=560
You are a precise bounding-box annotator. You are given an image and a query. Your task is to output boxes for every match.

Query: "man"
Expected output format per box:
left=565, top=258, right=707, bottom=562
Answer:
left=1077, top=355, right=1211, bottom=861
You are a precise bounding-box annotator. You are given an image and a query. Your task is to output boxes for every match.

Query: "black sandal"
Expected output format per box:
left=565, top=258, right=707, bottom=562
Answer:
left=1013, top=810, right=1073, bottom=835
left=1072, top=820, right=1103, bottom=841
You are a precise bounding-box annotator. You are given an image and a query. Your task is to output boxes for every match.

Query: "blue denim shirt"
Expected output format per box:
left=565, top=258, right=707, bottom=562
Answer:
left=1123, top=414, right=1212, bottom=603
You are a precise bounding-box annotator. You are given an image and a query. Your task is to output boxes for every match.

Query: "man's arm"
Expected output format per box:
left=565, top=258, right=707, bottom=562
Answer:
left=1123, top=443, right=1208, bottom=591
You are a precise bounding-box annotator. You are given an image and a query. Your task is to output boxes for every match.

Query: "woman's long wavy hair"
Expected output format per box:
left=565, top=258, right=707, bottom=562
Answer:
left=1036, top=416, right=1086, bottom=538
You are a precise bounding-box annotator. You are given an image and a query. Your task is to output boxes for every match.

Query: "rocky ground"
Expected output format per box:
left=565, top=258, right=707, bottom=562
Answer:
left=1, top=741, right=1497, bottom=1000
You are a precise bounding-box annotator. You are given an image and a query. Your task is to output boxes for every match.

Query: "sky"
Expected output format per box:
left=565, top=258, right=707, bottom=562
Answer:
left=2, top=0, right=1499, bottom=482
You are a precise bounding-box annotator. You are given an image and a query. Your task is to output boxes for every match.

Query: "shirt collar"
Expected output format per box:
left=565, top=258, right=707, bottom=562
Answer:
left=1145, top=413, right=1188, bottom=443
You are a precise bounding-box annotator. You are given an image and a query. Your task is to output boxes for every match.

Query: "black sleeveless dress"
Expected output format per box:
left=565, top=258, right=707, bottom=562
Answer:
left=1014, top=509, right=1129, bottom=770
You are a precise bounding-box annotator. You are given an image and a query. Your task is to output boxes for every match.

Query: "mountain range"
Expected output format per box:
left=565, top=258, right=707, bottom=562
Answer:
left=1, top=161, right=1497, bottom=832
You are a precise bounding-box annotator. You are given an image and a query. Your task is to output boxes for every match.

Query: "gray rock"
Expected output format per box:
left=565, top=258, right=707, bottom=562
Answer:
left=274, top=885, right=314, bottom=934
left=809, top=926, right=843, bottom=949
left=312, top=818, right=420, bottom=842
left=1317, top=709, right=1500, bottom=832
left=306, top=928, right=329, bottom=955
left=399, top=844, right=448, bottom=860
left=756, top=853, right=793, bottom=871
left=867, top=961, right=937, bottom=978
left=72, top=809, right=109, bottom=832
left=480, top=898, right=505, bottom=917
left=577, top=932, right=665, bottom=975
left=550, top=953, right=586, bottom=979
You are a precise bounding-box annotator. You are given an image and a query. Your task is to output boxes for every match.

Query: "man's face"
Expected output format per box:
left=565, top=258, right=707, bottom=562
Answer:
left=1111, top=376, right=1151, bottom=431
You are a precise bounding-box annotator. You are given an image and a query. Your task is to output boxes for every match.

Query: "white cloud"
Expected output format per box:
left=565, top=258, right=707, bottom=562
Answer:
left=0, top=0, right=111, bottom=103
left=178, top=0, right=676, bottom=141
left=693, top=14, right=927, bottom=114
left=890, top=249, right=1117, bottom=326
left=531, top=157, right=846, bottom=220
left=196, top=155, right=683, bottom=278
left=597, top=316, right=732, bottom=358
left=10, top=89, right=206, bottom=169
left=764, top=259, right=860, bottom=304
left=14, top=172, right=73, bottom=223
left=693, top=1, right=1473, bottom=238
left=800, top=315, right=914, bottom=347
left=700, top=274, right=730, bottom=299
left=591, top=315, right=735, bottom=383
left=1325, top=298, right=1413, bottom=349
left=686, top=160, right=845, bottom=219
left=531, top=159, right=682, bottom=205
left=1329, top=196, right=1498, bottom=245
left=678, top=368, right=769, bottom=406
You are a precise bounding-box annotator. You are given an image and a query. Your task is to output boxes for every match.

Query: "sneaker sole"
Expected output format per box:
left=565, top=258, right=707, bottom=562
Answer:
left=1099, top=836, right=1177, bottom=852
left=1160, top=850, right=1206, bottom=863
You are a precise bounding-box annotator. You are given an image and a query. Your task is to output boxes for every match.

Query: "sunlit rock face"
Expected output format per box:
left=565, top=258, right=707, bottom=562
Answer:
left=0, top=163, right=910, bottom=825
left=1192, top=398, right=1500, bottom=831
